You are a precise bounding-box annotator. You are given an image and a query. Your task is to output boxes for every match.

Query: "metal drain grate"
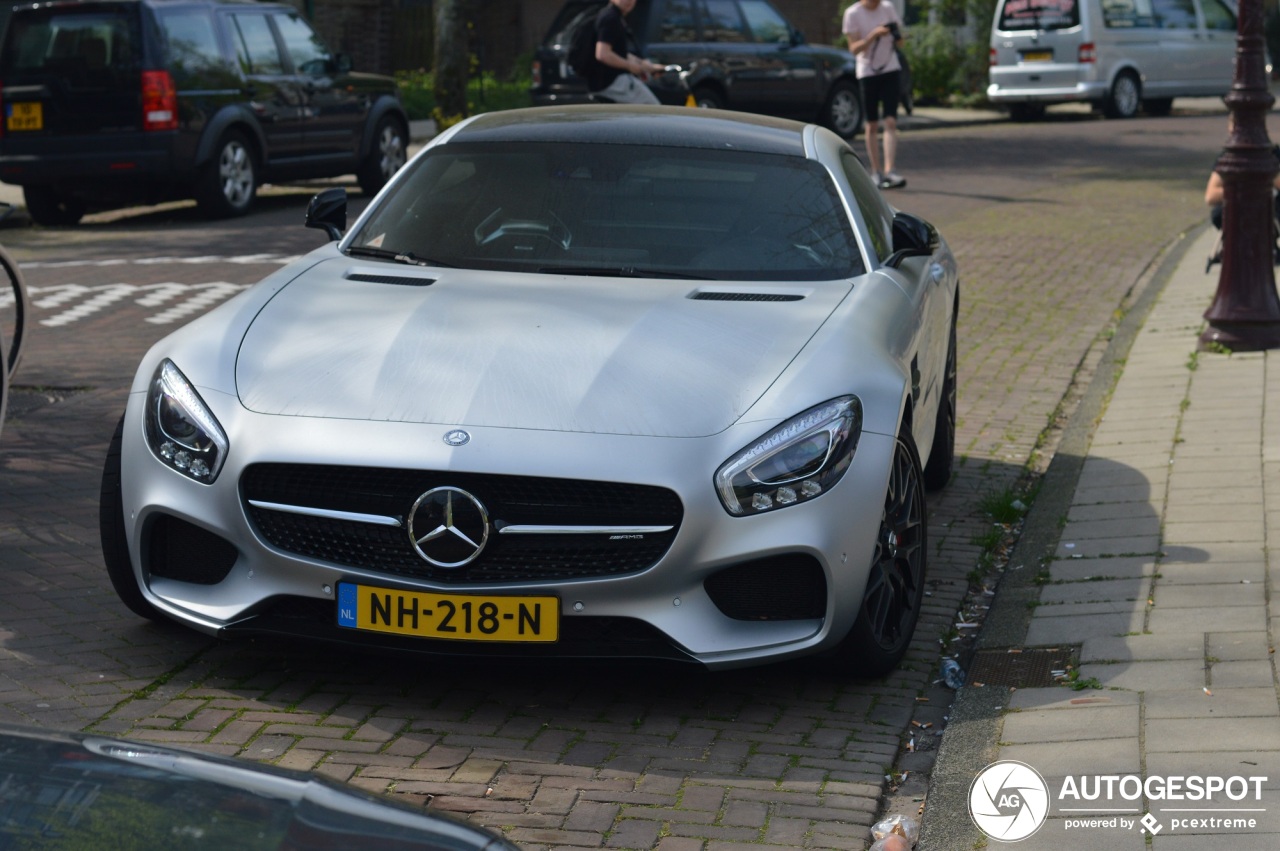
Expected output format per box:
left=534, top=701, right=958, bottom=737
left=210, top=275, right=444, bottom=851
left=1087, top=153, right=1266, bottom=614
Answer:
left=967, top=646, right=1080, bottom=688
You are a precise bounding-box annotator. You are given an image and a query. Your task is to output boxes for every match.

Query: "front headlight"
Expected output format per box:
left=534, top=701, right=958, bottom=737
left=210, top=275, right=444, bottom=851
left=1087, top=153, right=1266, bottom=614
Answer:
left=144, top=359, right=228, bottom=483
left=715, top=396, right=862, bottom=516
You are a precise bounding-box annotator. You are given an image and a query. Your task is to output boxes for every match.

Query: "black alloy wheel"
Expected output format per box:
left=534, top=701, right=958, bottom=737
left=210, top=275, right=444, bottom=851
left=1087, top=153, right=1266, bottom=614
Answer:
left=100, top=415, right=162, bottom=621
left=1103, top=71, right=1141, bottom=119
left=823, top=79, right=864, bottom=139
left=823, top=430, right=928, bottom=677
left=923, top=315, right=957, bottom=491
left=196, top=130, right=257, bottom=218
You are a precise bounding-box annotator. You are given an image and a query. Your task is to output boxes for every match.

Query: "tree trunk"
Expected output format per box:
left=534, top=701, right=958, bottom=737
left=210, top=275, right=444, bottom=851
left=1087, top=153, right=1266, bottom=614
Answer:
left=433, top=0, right=470, bottom=127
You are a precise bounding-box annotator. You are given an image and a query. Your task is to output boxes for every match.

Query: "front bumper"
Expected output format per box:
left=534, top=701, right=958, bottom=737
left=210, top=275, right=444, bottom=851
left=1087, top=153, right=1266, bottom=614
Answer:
left=118, top=391, right=895, bottom=670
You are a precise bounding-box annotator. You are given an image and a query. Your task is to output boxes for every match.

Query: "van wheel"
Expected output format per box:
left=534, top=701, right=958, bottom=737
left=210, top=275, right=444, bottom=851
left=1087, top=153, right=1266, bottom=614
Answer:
left=1103, top=72, right=1141, bottom=118
left=1007, top=103, right=1045, bottom=122
left=1143, top=97, right=1173, bottom=117
left=24, top=185, right=86, bottom=226
left=196, top=130, right=257, bottom=218
left=357, top=115, right=408, bottom=196
left=823, top=80, right=864, bottom=139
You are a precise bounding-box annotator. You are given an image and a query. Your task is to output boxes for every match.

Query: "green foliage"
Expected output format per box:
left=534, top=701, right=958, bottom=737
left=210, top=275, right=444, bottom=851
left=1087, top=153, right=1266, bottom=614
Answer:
left=902, top=23, right=966, bottom=104
left=396, top=59, right=533, bottom=123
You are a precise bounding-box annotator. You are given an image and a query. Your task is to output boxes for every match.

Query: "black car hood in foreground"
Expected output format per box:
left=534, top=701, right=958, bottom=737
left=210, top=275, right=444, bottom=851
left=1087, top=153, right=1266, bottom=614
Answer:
left=0, top=724, right=516, bottom=850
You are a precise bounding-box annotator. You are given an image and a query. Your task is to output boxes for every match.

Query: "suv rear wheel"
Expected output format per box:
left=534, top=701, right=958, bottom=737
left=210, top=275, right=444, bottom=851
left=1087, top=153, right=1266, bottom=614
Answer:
left=823, top=80, right=863, bottom=139
left=357, top=115, right=408, bottom=196
left=24, top=185, right=86, bottom=227
left=197, top=130, right=257, bottom=218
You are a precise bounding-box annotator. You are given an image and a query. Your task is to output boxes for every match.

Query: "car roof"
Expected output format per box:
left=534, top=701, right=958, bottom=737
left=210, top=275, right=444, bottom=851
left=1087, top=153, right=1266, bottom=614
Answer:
left=449, top=106, right=810, bottom=157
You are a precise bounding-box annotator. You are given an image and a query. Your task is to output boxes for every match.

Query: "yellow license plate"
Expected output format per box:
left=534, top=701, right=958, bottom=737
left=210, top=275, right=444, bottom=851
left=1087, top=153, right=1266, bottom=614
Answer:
left=337, top=582, right=559, bottom=642
left=1022, top=50, right=1053, bottom=62
left=6, top=102, right=42, bottom=132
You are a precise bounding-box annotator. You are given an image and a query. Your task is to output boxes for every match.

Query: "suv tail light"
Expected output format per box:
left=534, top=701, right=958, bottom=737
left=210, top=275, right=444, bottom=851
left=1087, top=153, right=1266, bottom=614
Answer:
left=532, top=58, right=542, bottom=88
left=141, top=70, right=177, bottom=131
left=989, top=48, right=997, bottom=67
left=1078, top=42, right=1097, bottom=63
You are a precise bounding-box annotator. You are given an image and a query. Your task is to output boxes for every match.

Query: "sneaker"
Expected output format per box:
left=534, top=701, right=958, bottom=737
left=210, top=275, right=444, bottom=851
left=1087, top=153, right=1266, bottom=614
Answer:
left=869, top=172, right=881, bottom=187
left=881, top=172, right=907, bottom=190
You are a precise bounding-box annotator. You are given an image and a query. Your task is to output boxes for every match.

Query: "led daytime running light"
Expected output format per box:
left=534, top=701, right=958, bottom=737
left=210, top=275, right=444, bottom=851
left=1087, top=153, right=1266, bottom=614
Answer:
left=145, top=360, right=228, bottom=483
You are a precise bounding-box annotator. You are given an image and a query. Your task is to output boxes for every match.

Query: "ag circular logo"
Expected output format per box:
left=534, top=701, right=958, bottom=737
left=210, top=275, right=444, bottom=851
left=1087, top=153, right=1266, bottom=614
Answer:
left=408, top=487, right=490, bottom=568
left=968, top=760, right=1050, bottom=842
left=443, top=429, right=470, bottom=446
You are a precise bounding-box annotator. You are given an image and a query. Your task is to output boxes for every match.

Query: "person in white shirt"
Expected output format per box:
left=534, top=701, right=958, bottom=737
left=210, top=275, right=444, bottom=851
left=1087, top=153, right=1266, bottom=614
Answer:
left=843, top=0, right=906, bottom=189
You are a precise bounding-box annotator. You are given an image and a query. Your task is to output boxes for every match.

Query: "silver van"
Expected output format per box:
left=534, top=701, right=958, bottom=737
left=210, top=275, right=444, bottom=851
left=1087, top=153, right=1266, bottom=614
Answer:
left=988, top=0, right=1236, bottom=119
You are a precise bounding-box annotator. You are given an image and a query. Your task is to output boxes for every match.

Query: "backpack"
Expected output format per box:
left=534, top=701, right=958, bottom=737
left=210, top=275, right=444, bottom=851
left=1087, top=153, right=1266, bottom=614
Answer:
left=568, top=14, right=598, bottom=80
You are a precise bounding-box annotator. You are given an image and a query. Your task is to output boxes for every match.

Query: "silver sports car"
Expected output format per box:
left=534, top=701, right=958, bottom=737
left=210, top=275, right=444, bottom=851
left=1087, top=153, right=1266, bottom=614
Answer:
left=101, top=105, right=959, bottom=677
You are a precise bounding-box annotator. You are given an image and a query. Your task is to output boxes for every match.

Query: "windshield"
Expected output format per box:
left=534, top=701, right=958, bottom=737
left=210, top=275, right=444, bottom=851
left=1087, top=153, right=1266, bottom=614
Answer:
left=348, top=142, right=862, bottom=282
left=998, top=0, right=1080, bottom=30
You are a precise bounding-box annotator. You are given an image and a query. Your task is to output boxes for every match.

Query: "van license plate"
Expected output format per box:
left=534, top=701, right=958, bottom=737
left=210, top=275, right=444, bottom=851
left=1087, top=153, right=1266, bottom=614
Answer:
left=1021, top=50, right=1053, bottom=62
left=6, top=102, right=42, bottom=132
left=336, top=582, right=559, bottom=642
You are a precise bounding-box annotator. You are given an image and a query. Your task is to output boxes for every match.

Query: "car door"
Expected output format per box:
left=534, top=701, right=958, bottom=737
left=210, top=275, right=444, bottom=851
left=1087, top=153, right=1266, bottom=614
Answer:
left=735, top=0, right=815, bottom=117
left=1148, top=0, right=1203, bottom=88
left=270, top=9, right=362, bottom=158
left=697, top=0, right=759, bottom=106
left=1196, top=0, right=1236, bottom=92
left=224, top=9, right=304, bottom=158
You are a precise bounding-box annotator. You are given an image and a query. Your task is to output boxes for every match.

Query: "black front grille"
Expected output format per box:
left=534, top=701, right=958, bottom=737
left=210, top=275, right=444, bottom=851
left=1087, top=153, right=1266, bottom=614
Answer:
left=241, top=464, right=683, bottom=583
left=704, top=554, right=827, bottom=620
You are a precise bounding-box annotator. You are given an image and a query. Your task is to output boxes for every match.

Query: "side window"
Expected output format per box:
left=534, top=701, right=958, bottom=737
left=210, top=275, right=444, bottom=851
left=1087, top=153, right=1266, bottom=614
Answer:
left=841, top=151, right=892, bottom=262
left=272, top=11, right=330, bottom=74
left=156, top=9, right=227, bottom=85
left=229, top=12, right=283, bottom=75
left=1151, top=0, right=1197, bottom=28
left=1200, top=0, right=1235, bottom=30
left=658, top=0, right=697, bottom=42
left=700, top=0, right=749, bottom=42
left=1102, top=0, right=1157, bottom=27
left=738, top=0, right=790, bottom=43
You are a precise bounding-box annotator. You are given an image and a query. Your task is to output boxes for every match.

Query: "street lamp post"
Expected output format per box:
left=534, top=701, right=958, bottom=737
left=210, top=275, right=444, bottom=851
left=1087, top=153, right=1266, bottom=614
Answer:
left=1202, top=0, right=1280, bottom=351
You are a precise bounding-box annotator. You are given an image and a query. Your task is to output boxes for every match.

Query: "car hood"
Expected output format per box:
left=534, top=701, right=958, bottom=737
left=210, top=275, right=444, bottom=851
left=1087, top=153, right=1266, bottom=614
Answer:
left=235, top=260, right=851, bottom=438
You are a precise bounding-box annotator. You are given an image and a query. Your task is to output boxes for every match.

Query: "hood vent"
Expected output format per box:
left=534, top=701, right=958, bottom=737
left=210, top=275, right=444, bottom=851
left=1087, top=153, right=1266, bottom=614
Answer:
left=690, top=291, right=804, bottom=302
left=346, top=273, right=437, bottom=287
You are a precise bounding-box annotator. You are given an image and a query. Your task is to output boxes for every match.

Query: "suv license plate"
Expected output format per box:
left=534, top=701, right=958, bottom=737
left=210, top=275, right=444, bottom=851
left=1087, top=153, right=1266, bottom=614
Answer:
left=6, top=102, right=42, bottom=131
left=336, top=582, right=559, bottom=642
left=1021, top=50, right=1052, bottom=62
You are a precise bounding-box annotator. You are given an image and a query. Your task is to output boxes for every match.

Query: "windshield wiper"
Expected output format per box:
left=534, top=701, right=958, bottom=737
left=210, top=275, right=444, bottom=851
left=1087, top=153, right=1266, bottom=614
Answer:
left=538, top=265, right=712, bottom=280
left=346, top=246, right=454, bottom=267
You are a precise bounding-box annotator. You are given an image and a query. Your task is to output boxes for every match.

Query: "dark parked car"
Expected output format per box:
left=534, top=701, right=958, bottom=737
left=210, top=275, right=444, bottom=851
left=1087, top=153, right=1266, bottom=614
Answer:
left=531, top=0, right=864, bottom=139
left=0, top=723, right=518, bottom=849
left=0, top=0, right=410, bottom=225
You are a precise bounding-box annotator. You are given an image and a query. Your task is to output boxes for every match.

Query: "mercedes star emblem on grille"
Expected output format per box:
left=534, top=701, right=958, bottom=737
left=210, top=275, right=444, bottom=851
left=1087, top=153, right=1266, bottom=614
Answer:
left=443, top=429, right=470, bottom=446
left=407, top=487, right=490, bottom=567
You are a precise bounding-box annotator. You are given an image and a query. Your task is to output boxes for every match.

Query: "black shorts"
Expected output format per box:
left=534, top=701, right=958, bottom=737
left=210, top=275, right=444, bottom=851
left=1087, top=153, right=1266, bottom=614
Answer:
left=860, top=70, right=900, bottom=123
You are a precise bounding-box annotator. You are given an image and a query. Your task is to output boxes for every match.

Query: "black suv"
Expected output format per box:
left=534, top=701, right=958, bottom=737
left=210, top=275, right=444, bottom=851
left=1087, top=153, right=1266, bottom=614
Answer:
left=531, top=0, right=863, bottom=139
left=0, top=0, right=409, bottom=225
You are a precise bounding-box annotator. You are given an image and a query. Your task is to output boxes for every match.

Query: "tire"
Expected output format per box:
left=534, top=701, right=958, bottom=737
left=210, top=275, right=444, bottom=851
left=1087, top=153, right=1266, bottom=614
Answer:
left=692, top=85, right=724, bottom=110
left=823, top=429, right=928, bottom=678
left=357, top=115, right=408, bottom=197
left=100, top=415, right=162, bottom=621
left=923, top=315, right=957, bottom=492
left=23, top=185, right=86, bottom=226
left=1007, top=103, right=1045, bottom=123
left=1102, top=71, right=1141, bottom=118
left=823, top=79, right=864, bottom=139
left=1143, top=97, right=1173, bottom=117
left=196, top=130, right=257, bottom=218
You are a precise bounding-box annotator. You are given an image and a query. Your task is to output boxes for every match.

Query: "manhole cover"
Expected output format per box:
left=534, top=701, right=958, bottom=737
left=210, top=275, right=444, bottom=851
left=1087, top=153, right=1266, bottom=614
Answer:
left=967, top=646, right=1079, bottom=688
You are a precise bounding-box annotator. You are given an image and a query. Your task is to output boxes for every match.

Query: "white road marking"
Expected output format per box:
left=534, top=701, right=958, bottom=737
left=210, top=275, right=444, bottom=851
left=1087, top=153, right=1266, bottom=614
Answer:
left=0, top=282, right=251, bottom=326
left=18, top=253, right=300, bottom=269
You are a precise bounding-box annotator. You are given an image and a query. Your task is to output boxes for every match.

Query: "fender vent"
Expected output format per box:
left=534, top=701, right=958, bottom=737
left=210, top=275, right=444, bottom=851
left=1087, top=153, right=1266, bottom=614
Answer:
left=690, top=292, right=804, bottom=302
left=346, top=273, right=437, bottom=287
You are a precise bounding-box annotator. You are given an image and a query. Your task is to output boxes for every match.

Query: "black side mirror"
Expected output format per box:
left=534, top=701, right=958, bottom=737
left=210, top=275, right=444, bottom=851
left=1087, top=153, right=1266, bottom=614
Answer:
left=305, top=187, right=347, bottom=241
left=790, top=28, right=806, bottom=46
left=333, top=53, right=352, bottom=74
left=884, top=211, right=939, bottom=268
